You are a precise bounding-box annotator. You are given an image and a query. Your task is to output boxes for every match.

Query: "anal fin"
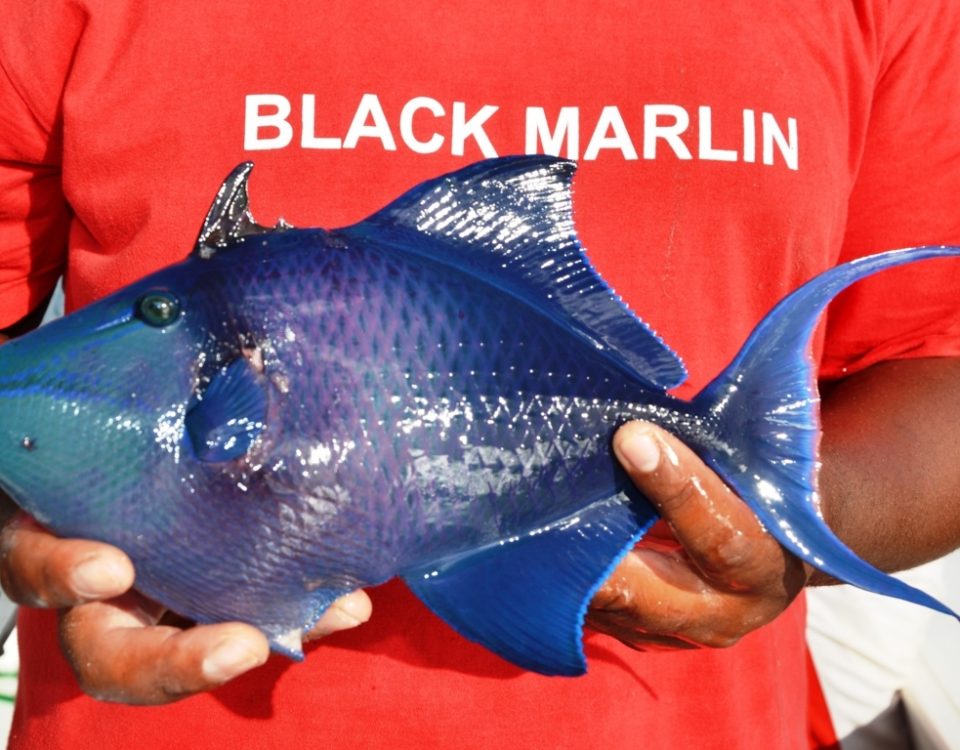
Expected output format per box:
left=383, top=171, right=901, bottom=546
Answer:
left=403, top=493, right=656, bottom=676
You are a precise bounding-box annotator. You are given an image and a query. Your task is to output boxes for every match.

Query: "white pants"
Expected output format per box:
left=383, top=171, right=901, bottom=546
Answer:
left=806, top=556, right=957, bottom=749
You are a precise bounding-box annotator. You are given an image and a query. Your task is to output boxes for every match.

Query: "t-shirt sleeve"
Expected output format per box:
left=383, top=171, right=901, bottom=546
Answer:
left=820, top=0, right=960, bottom=379
left=0, top=1, right=84, bottom=329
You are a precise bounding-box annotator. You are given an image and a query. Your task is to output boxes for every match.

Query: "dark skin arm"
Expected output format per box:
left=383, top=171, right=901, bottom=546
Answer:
left=816, top=357, right=960, bottom=570
left=588, top=356, right=960, bottom=649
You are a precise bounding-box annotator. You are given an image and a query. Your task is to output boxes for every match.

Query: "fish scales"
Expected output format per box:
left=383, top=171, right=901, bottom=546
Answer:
left=0, top=156, right=957, bottom=674
left=182, top=231, right=677, bottom=567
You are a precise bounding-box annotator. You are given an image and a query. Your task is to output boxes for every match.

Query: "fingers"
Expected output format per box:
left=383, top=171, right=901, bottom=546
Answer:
left=590, top=542, right=758, bottom=648
left=589, top=547, right=715, bottom=649
left=0, top=514, right=134, bottom=607
left=0, top=513, right=371, bottom=704
left=613, top=421, right=780, bottom=592
left=0, top=514, right=267, bottom=704
left=60, top=592, right=269, bottom=704
left=304, top=589, right=372, bottom=640
left=62, top=588, right=371, bottom=703
left=587, top=421, right=810, bottom=650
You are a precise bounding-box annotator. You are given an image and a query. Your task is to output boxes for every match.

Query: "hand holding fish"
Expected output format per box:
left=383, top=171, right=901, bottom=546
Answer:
left=0, top=158, right=956, bottom=695
left=0, top=422, right=803, bottom=705
left=588, top=421, right=808, bottom=650
left=0, top=513, right=371, bottom=704
left=591, top=357, right=960, bottom=652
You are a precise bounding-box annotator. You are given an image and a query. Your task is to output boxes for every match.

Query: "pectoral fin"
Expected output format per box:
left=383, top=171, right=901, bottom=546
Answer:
left=403, top=493, right=656, bottom=676
left=184, top=358, right=267, bottom=462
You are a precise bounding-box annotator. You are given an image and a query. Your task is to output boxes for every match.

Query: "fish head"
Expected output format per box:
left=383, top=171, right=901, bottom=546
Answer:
left=0, top=256, right=228, bottom=530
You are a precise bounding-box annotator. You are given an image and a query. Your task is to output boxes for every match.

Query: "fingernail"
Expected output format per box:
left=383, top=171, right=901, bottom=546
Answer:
left=622, top=431, right=661, bottom=473
left=319, top=598, right=369, bottom=634
left=70, top=557, right=130, bottom=598
left=202, top=641, right=266, bottom=683
left=337, top=592, right=372, bottom=623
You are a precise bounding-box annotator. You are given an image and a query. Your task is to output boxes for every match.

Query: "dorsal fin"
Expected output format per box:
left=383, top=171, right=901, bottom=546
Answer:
left=194, top=163, right=288, bottom=259
left=341, top=156, right=686, bottom=390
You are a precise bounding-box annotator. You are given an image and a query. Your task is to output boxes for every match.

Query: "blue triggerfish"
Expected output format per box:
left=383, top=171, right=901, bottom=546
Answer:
left=0, top=157, right=956, bottom=675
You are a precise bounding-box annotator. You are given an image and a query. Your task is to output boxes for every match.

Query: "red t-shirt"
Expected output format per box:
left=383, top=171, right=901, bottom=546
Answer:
left=1, top=2, right=958, bottom=748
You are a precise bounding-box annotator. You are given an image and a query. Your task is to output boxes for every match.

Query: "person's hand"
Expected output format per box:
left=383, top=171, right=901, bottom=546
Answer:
left=0, top=513, right=371, bottom=704
left=588, top=421, right=810, bottom=650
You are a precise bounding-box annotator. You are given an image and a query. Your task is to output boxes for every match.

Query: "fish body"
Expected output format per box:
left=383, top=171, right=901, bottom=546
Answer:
left=0, top=157, right=956, bottom=674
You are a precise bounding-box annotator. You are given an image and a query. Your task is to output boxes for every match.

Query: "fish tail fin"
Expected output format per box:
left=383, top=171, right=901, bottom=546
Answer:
left=692, top=245, right=960, bottom=618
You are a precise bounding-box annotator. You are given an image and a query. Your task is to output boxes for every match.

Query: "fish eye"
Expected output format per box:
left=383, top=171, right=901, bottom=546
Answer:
left=137, top=292, right=181, bottom=327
